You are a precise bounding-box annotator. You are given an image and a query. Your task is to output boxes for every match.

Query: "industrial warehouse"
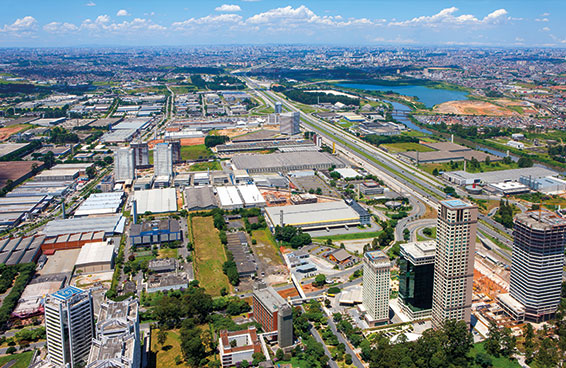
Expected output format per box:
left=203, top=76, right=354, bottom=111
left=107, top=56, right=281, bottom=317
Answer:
left=231, top=151, right=346, bottom=173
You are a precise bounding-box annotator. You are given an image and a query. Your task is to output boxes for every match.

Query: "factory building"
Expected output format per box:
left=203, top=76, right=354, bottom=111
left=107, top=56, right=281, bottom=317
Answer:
left=264, top=201, right=361, bottom=230
left=74, top=241, right=115, bottom=274
left=132, top=188, right=177, bottom=214
left=129, top=219, right=182, bottom=247
left=232, top=151, right=345, bottom=174
left=74, top=192, right=125, bottom=216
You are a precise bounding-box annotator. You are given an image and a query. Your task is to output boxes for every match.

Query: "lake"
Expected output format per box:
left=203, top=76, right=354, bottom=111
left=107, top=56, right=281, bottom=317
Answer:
left=337, top=82, right=469, bottom=108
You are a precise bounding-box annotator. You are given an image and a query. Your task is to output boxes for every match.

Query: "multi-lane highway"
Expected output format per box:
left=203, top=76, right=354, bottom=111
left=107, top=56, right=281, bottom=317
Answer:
left=244, top=77, right=514, bottom=256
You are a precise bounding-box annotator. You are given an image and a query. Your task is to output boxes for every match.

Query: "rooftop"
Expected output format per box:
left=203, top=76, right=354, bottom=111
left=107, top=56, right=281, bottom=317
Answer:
left=365, top=250, right=389, bottom=263
left=253, top=284, right=287, bottom=314
left=51, top=286, right=85, bottom=301
left=442, top=199, right=475, bottom=209
left=515, top=211, right=566, bottom=230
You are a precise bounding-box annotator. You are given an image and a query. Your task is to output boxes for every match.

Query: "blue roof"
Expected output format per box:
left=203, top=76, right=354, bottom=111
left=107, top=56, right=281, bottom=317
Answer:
left=365, top=250, right=387, bottom=261
left=443, top=199, right=471, bottom=209
left=51, top=286, right=84, bottom=301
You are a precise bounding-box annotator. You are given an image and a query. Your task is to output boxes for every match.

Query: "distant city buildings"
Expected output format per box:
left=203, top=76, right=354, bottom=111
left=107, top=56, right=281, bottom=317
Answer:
left=361, top=250, right=390, bottom=326
left=279, top=111, right=300, bottom=135
left=115, top=147, right=135, bottom=182
left=431, top=200, right=477, bottom=329
left=398, top=241, right=436, bottom=320
left=506, top=211, right=566, bottom=322
left=45, top=286, right=95, bottom=368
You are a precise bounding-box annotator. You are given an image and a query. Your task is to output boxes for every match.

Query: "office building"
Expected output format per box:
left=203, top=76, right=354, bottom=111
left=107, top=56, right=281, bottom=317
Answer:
left=274, top=101, right=282, bottom=114
left=115, top=148, right=135, bottom=182
left=509, top=211, right=566, bottom=322
left=131, top=142, right=149, bottom=168
left=361, top=250, right=390, bottom=326
left=252, top=283, right=293, bottom=348
left=165, top=139, right=182, bottom=163
left=219, top=327, right=262, bottom=368
left=398, top=241, right=436, bottom=320
left=431, top=200, right=478, bottom=329
left=280, top=112, right=300, bottom=135
left=153, top=143, right=173, bottom=178
left=45, top=286, right=95, bottom=368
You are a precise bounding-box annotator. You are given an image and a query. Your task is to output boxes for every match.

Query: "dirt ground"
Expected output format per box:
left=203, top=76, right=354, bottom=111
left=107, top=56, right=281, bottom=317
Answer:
left=148, top=137, right=204, bottom=148
left=278, top=286, right=300, bottom=299
left=0, top=125, right=28, bottom=141
left=39, top=248, right=81, bottom=275
left=433, top=100, right=518, bottom=116
left=72, top=271, right=113, bottom=288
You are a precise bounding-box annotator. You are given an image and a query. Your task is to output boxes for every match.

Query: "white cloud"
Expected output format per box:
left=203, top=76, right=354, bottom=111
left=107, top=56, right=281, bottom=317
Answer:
left=172, top=14, right=244, bottom=30
left=542, top=27, right=551, bottom=32
left=535, top=18, right=549, bottom=22
left=246, top=5, right=374, bottom=27
left=81, top=15, right=166, bottom=33
left=43, top=22, right=79, bottom=34
left=85, top=1, right=96, bottom=6
left=389, top=7, right=508, bottom=27
left=116, top=9, right=130, bottom=17
left=215, top=4, right=241, bottom=12
left=0, top=16, right=38, bottom=35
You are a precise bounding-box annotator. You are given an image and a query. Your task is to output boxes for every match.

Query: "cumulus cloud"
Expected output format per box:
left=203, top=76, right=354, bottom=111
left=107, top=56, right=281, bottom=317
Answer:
left=43, top=22, right=79, bottom=34
left=246, top=5, right=374, bottom=27
left=215, top=4, right=241, bottom=12
left=389, top=7, right=508, bottom=27
left=81, top=15, right=165, bottom=33
left=542, top=27, right=551, bottom=32
left=85, top=1, right=96, bottom=6
left=0, top=16, right=38, bottom=35
left=116, top=9, right=130, bottom=17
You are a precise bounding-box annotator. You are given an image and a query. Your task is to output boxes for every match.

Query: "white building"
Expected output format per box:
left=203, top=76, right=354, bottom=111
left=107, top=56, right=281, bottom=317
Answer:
left=45, top=286, right=94, bottom=368
left=431, top=200, right=478, bottom=329
left=507, top=140, right=525, bottom=150
left=361, top=250, right=390, bottom=326
left=154, top=143, right=173, bottom=179
left=280, top=111, right=300, bottom=135
left=115, top=147, right=135, bottom=182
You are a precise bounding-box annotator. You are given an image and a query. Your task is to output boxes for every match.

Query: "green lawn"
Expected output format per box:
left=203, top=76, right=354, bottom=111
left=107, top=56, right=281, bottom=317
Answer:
left=158, top=248, right=178, bottom=259
left=151, top=329, right=189, bottom=368
left=0, top=351, right=34, bottom=368
left=189, top=161, right=221, bottom=171
left=192, top=217, right=231, bottom=296
left=181, top=145, right=213, bottom=161
left=420, top=160, right=518, bottom=175
left=381, top=142, right=435, bottom=153
left=469, top=342, right=521, bottom=368
left=314, top=230, right=382, bottom=242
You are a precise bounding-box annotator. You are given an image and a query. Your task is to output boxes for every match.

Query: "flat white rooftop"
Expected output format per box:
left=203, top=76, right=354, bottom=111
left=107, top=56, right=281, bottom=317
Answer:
left=133, top=188, right=177, bottom=213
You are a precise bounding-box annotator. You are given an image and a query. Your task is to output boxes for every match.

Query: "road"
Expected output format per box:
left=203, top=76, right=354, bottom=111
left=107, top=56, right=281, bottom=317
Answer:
left=326, top=316, right=365, bottom=368
left=244, top=77, right=513, bottom=256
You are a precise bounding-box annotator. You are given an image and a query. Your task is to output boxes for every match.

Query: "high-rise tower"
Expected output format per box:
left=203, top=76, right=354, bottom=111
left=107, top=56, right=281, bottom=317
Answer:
left=431, top=199, right=478, bottom=329
left=362, top=250, right=390, bottom=326
left=115, top=147, right=135, bottom=182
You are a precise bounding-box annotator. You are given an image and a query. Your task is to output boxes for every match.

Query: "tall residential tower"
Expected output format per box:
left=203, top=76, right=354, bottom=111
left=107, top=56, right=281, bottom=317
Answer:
left=431, top=199, right=478, bottom=329
left=115, top=147, right=135, bottom=182
left=361, top=250, right=390, bottom=326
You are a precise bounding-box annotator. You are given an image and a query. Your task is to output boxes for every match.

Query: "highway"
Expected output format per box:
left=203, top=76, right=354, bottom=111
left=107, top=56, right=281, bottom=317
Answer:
left=244, top=77, right=513, bottom=255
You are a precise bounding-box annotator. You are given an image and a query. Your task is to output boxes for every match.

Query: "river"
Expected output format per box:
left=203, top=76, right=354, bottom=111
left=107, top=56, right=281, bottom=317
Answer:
left=337, top=82, right=469, bottom=108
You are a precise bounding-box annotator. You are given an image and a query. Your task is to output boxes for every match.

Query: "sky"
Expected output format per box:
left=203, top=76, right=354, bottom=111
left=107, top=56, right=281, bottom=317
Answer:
left=0, top=0, right=564, bottom=47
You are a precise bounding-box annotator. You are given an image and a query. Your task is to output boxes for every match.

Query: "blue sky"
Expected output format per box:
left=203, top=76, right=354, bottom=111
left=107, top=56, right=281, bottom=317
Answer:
left=0, top=0, right=564, bottom=47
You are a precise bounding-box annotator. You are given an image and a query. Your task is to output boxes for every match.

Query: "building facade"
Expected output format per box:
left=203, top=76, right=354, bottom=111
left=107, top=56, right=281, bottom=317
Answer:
left=45, top=286, right=95, bottom=368
left=252, top=283, right=293, bottom=348
left=131, top=142, right=149, bottom=168
left=219, top=327, right=262, bottom=367
left=153, top=143, right=173, bottom=178
left=398, top=241, right=436, bottom=320
left=361, top=250, right=390, bottom=326
left=509, top=211, right=566, bottom=322
left=115, top=147, right=135, bottom=182
left=431, top=200, right=478, bottom=329
left=279, top=112, right=300, bottom=135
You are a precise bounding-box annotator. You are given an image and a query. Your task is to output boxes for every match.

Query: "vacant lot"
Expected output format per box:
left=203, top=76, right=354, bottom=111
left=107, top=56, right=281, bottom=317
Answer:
left=192, top=216, right=230, bottom=296
left=158, top=248, right=178, bottom=259
left=381, top=142, right=435, bottom=153
left=151, top=329, right=188, bottom=368
left=434, top=100, right=517, bottom=116
left=0, top=124, right=29, bottom=141
left=0, top=351, right=34, bottom=368
left=251, top=229, right=283, bottom=266
left=181, top=144, right=213, bottom=161
left=189, top=161, right=221, bottom=171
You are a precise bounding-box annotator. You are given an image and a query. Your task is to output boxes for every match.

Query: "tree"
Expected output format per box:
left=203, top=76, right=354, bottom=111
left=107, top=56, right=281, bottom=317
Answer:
left=180, top=319, right=206, bottom=368
left=157, top=329, right=168, bottom=346
left=432, top=168, right=439, bottom=176
left=275, top=348, right=284, bottom=361
left=86, top=165, right=96, bottom=179
left=475, top=352, right=493, bottom=368
left=500, top=327, right=516, bottom=357
left=518, top=157, right=533, bottom=168
left=314, top=274, right=326, bottom=287
left=485, top=321, right=501, bottom=357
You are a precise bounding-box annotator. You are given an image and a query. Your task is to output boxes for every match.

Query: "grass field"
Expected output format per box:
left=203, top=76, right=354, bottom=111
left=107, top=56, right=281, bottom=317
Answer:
left=192, top=216, right=230, bottom=296
left=0, top=351, right=34, bottom=368
left=314, top=230, right=382, bottom=242
left=381, top=142, right=435, bottom=153
left=151, top=329, right=188, bottom=368
left=469, top=342, right=521, bottom=368
left=181, top=144, right=213, bottom=161
left=189, top=161, right=221, bottom=171
left=419, top=160, right=518, bottom=175
left=158, top=248, right=178, bottom=259
left=251, top=229, right=283, bottom=266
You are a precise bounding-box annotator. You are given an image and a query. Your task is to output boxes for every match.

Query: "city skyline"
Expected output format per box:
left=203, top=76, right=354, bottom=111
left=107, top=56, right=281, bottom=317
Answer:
left=0, top=0, right=565, bottom=47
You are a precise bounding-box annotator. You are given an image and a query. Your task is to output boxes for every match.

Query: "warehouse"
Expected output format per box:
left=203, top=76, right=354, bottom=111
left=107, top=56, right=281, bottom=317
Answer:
left=41, top=231, right=105, bottom=254
left=42, top=215, right=124, bottom=237
left=265, top=201, right=361, bottom=230
left=185, top=186, right=218, bottom=211
left=237, top=184, right=266, bottom=208
left=232, top=151, right=346, bottom=173
left=112, top=118, right=150, bottom=131
left=216, top=186, right=244, bottom=209
left=74, top=192, right=125, bottom=216
left=443, top=167, right=557, bottom=186
left=133, top=188, right=177, bottom=213
left=519, top=175, right=566, bottom=195
left=101, top=129, right=137, bottom=143
left=74, top=241, right=115, bottom=273
left=0, top=236, right=44, bottom=265
left=129, top=219, right=182, bottom=247
left=34, top=163, right=93, bottom=182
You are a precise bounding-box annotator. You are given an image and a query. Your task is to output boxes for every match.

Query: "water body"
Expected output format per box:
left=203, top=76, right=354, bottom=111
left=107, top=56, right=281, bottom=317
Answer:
left=337, top=82, right=469, bottom=108
left=386, top=100, right=433, bottom=135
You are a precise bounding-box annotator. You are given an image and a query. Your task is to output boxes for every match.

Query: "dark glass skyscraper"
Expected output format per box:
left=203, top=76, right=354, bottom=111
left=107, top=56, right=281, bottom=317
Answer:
left=398, top=241, right=436, bottom=320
